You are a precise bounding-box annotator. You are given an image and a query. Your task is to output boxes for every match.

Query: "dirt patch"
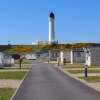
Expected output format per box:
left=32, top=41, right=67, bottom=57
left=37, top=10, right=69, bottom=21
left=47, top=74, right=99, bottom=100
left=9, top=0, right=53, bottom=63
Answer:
left=0, top=79, right=22, bottom=88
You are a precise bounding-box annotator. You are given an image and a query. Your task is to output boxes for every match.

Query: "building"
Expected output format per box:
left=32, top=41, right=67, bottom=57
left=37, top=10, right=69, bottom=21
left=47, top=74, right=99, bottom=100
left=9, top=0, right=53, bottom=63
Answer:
left=32, top=40, right=49, bottom=45
left=59, top=49, right=85, bottom=65
left=49, top=12, right=56, bottom=44
left=0, top=52, right=14, bottom=68
left=84, top=46, right=100, bottom=66
left=32, top=12, right=100, bottom=66
left=0, top=52, right=4, bottom=67
left=25, top=53, right=37, bottom=60
left=32, top=12, right=58, bottom=45
left=59, top=46, right=100, bottom=66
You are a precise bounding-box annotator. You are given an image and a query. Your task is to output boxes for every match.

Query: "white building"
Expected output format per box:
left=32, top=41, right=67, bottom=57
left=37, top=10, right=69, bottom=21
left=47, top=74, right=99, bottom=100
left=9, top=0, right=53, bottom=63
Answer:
left=25, top=53, right=37, bottom=60
left=0, top=52, right=14, bottom=67
left=84, top=46, right=100, bottom=66
left=32, top=12, right=58, bottom=45
left=0, top=52, right=4, bottom=66
left=48, top=12, right=55, bottom=44
left=60, top=49, right=85, bottom=65
left=32, top=40, right=49, bottom=45
left=59, top=46, right=100, bottom=66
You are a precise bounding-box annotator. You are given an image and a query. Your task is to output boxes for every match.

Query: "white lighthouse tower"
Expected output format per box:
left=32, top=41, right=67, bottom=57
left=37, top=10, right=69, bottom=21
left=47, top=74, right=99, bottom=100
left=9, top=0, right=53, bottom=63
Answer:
left=48, top=12, right=55, bottom=44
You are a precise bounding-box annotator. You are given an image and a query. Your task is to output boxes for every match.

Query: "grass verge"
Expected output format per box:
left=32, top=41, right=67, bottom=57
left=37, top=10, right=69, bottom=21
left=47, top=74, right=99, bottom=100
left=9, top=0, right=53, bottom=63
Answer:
left=62, top=64, right=100, bottom=69
left=62, top=65, right=83, bottom=68
left=0, top=88, right=14, bottom=100
left=0, top=71, right=27, bottom=79
left=79, top=76, right=100, bottom=82
left=66, top=69, right=100, bottom=74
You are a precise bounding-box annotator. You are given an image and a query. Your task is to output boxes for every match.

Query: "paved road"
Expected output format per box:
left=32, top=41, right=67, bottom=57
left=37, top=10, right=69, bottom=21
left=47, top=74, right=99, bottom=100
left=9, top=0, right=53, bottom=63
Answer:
left=13, top=62, right=100, bottom=100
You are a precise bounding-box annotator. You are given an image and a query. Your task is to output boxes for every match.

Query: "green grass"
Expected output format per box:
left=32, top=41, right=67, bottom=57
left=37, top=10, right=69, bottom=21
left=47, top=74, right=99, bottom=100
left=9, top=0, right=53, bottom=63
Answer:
left=0, top=71, right=27, bottom=79
left=4, top=64, right=31, bottom=70
left=0, top=88, right=14, bottom=100
left=62, top=66, right=83, bottom=68
left=22, top=60, right=33, bottom=64
left=62, top=64, right=100, bottom=69
left=0, top=69, right=28, bottom=71
left=63, top=63, right=84, bottom=67
left=79, top=76, right=100, bottom=82
left=66, top=69, right=100, bottom=74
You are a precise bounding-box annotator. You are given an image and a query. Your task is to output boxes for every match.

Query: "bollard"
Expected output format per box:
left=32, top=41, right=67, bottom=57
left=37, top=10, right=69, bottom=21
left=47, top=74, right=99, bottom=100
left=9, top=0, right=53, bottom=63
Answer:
left=57, top=57, right=60, bottom=66
left=58, top=61, right=59, bottom=66
left=84, top=64, right=88, bottom=78
left=48, top=59, right=49, bottom=63
left=85, top=67, right=87, bottom=78
left=63, top=58, right=66, bottom=66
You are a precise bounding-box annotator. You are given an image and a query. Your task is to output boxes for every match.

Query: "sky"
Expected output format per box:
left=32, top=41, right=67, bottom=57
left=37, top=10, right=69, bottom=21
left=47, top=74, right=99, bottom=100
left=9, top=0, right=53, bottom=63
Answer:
left=0, top=0, right=100, bottom=44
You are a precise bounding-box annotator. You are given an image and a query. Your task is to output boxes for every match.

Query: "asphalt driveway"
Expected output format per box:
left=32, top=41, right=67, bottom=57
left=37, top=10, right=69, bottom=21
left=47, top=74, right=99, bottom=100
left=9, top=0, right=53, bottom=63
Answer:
left=13, top=62, right=100, bottom=100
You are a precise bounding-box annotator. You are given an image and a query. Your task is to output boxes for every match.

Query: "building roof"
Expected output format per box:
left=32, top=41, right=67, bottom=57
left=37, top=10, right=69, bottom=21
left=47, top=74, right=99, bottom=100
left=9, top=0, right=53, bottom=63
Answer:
left=49, top=12, right=55, bottom=19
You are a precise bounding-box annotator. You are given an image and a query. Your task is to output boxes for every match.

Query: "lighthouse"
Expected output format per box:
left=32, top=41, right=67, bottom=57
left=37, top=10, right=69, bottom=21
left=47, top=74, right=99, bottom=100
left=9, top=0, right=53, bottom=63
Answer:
left=48, top=12, right=55, bottom=44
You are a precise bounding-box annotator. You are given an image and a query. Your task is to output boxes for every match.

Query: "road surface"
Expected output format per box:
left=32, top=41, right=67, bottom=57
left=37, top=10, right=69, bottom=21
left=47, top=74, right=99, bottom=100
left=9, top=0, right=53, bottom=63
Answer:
left=13, top=62, right=100, bottom=100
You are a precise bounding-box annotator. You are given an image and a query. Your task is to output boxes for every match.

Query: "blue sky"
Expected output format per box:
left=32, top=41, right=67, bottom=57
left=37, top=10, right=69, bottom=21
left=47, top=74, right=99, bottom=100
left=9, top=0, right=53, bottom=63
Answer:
left=0, top=0, right=100, bottom=44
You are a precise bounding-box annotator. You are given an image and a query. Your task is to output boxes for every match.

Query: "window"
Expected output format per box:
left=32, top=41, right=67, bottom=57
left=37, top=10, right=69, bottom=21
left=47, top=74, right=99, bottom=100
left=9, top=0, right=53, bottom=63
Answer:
left=77, top=52, right=81, bottom=57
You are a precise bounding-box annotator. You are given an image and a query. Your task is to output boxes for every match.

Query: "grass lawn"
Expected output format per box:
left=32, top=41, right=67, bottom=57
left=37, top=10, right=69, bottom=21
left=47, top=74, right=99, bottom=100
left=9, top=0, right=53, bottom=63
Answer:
left=0, top=88, right=14, bottom=100
left=79, top=76, right=100, bottom=82
left=0, top=71, right=27, bottom=79
left=66, top=69, right=100, bottom=74
left=0, top=67, right=30, bottom=70
left=62, top=64, right=100, bottom=69
left=62, top=64, right=83, bottom=68
left=62, top=66, right=83, bottom=68
left=22, top=60, right=33, bottom=64
left=0, top=69, right=28, bottom=71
